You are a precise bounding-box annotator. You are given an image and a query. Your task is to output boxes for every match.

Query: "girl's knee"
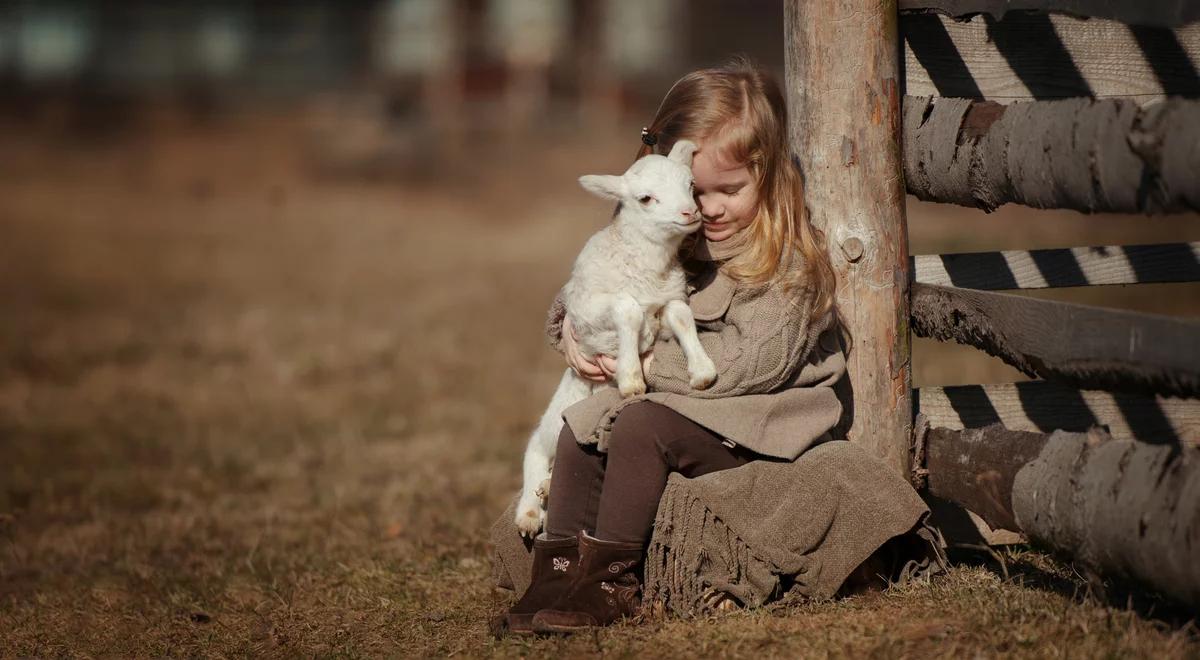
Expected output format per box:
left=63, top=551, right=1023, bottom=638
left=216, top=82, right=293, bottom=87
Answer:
left=554, top=424, right=598, bottom=468
left=608, top=401, right=666, bottom=454
left=555, top=422, right=579, bottom=454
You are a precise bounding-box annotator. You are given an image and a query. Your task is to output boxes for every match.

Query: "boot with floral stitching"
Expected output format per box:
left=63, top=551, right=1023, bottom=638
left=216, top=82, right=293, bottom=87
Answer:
left=530, top=531, right=643, bottom=633
left=504, top=534, right=579, bottom=634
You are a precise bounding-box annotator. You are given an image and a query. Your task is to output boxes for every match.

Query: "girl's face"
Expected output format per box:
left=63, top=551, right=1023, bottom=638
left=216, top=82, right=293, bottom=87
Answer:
left=690, top=143, right=758, bottom=242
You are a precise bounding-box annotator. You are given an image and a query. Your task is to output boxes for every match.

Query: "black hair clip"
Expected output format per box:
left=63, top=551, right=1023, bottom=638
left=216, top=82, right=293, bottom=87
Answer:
left=641, top=127, right=658, bottom=146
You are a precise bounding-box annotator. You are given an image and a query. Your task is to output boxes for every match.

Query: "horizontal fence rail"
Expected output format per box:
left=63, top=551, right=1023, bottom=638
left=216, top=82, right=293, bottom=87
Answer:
left=898, top=1, right=1200, bottom=28
left=914, top=381, right=1200, bottom=445
left=902, top=96, right=1200, bottom=213
left=901, top=1, right=1200, bottom=591
left=902, top=12, right=1200, bottom=104
left=911, top=283, right=1200, bottom=397
left=911, top=241, right=1200, bottom=290
left=920, top=423, right=1200, bottom=609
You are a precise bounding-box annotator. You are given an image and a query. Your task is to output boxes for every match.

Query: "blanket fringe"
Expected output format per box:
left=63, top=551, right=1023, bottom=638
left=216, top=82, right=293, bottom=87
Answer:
left=645, top=480, right=780, bottom=616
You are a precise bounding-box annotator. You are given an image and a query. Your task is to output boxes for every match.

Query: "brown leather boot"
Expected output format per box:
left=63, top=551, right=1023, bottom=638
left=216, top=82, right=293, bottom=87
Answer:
left=530, top=531, right=643, bottom=633
left=504, top=535, right=579, bottom=634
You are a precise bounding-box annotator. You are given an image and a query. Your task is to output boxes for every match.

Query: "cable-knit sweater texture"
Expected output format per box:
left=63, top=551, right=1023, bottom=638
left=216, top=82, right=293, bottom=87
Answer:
left=544, top=235, right=846, bottom=460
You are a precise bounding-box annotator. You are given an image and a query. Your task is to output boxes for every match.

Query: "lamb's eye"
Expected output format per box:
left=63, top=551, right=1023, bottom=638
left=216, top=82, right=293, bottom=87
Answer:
left=638, top=195, right=654, bottom=205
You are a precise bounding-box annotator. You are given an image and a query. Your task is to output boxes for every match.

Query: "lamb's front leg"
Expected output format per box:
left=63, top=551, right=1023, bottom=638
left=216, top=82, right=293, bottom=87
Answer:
left=611, top=295, right=647, bottom=397
left=663, top=299, right=716, bottom=389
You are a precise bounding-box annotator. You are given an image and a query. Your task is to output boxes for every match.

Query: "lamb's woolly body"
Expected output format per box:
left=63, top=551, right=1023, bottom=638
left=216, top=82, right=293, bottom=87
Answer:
left=515, top=141, right=716, bottom=537
left=563, top=219, right=689, bottom=358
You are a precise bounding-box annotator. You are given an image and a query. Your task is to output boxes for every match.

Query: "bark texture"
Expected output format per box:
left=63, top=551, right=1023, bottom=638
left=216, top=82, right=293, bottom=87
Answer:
left=902, top=96, right=1200, bottom=214
left=1012, top=429, right=1200, bottom=609
left=925, top=424, right=1049, bottom=532
left=785, top=0, right=912, bottom=475
left=910, top=282, right=1200, bottom=398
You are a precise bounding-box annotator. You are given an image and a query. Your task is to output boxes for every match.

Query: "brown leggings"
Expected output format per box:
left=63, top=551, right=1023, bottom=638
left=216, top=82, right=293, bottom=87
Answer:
left=544, top=401, right=753, bottom=545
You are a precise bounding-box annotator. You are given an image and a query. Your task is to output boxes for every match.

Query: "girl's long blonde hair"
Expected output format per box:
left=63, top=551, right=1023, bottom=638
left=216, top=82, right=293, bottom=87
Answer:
left=637, top=58, right=838, bottom=323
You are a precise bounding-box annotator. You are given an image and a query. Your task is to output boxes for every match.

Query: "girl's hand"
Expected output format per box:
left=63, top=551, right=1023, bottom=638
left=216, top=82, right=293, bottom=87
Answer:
left=595, top=352, right=654, bottom=380
left=563, top=316, right=609, bottom=383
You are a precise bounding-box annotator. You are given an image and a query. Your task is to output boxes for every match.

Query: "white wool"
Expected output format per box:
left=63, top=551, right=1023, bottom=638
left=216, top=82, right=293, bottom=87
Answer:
left=515, top=140, right=717, bottom=537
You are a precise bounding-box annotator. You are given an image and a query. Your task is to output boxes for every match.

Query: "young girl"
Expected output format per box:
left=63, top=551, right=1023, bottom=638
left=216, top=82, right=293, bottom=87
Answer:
left=505, top=59, right=848, bottom=634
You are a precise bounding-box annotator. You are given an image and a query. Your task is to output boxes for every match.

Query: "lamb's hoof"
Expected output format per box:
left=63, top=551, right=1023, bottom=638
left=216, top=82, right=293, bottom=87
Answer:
left=515, top=502, right=545, bottom=538
left=689, top=358, right=717, bottom=390
left=618, top=376, right=646, bottom=398
left=689, top=369, right=716, bottom=390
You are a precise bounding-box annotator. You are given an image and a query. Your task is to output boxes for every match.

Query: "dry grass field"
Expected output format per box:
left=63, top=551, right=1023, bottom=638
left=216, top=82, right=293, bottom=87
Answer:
left=0, top=111, right=1197, bottom=657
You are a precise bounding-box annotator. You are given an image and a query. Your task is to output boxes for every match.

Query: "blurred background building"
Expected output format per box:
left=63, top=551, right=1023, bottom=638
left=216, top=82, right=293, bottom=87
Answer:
left=0, top=0, right=786, bottom=174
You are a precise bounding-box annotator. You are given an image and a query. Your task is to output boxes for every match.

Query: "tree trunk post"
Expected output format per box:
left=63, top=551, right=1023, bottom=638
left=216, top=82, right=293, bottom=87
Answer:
left=784, top=0, right=912, bottom=475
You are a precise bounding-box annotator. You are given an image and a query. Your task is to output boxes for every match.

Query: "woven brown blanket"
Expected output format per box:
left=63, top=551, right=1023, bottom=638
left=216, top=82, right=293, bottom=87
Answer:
left=490, top=440, right=944, bottom=614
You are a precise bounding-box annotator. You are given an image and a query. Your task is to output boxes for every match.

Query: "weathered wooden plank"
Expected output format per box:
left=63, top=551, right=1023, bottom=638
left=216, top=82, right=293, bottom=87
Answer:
left=903, top=12, right=1200, bottom=103
left=911, top=241, right=1200, bottom=290
left=914, top=381, right=1200, bottom=445
left=786, top=0, right=912, bottom=475
left=902, top=96, right=1200, bottom=213
left=1012, top=428, right=1200, bottom=609
left=924, top=424, right=1050, bottom=531
left=922, top=422, right=1200, bottom=609
left=911, top=283, right=1200, bottom=397
left=898, top=1, right=1200, bottom=28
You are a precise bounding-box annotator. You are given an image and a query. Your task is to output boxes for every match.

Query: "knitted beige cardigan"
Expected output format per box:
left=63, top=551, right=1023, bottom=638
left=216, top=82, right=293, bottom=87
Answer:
left=544, top=235, right=845, bottom=460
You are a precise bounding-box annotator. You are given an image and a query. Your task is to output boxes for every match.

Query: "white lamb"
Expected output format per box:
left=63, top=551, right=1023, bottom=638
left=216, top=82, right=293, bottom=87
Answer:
left=515, top=140, right=717, bottom=537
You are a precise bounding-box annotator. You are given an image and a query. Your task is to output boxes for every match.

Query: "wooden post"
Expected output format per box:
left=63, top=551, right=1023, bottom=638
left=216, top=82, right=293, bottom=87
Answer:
left=784, top=0, right=912, bottom=475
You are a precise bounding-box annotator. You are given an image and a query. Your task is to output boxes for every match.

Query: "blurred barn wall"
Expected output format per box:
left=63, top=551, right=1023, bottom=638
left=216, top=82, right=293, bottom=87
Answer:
left=0, top=1, right=784, bottom=167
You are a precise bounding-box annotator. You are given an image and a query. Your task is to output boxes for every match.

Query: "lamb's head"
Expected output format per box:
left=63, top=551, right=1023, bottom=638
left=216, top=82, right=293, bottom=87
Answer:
left=578, top=140, right=700, bottom=240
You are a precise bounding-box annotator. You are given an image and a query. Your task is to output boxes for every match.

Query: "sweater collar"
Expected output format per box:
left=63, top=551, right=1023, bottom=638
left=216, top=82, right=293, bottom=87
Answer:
left=690, top=229, right=751, bottom=262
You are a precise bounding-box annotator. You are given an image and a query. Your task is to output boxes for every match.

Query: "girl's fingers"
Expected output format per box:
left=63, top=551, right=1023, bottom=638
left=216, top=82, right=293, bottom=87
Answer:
left=596, top=355, right=617, bottom=377
left=583, top=360, right=607, bottom=380
left=582, top=357, right=609, bottom=382
left=567, top=346, right=607, bottom=382
left=561, top=317, right=610, bottom=383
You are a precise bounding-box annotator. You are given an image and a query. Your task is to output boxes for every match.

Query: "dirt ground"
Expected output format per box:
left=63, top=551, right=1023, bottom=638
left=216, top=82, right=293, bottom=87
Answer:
left=0, top=111, right=1197, bottom=657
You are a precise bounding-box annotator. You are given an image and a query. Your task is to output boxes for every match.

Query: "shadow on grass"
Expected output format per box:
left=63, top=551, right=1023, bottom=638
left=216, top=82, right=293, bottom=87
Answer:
left=948, top=545, right=1199, bottom=630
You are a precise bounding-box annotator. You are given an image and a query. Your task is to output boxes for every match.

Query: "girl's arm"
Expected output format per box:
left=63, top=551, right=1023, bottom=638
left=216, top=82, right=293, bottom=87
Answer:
left=643, top=281, right=832, bottom=398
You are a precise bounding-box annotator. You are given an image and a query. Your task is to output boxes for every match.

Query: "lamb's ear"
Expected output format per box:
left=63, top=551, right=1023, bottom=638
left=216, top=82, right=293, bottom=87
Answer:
left=578, top=174, right=628, bottom=201
left=668, top=140, right=697, bottom=167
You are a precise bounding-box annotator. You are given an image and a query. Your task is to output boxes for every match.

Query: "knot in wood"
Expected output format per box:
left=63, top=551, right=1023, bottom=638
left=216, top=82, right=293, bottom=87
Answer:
left=841, top=236, right=865, bottom=263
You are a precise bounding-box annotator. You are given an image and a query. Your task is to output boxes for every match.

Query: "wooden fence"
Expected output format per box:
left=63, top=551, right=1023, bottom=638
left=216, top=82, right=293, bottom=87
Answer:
left=785, top=0, right=1200, bottom=608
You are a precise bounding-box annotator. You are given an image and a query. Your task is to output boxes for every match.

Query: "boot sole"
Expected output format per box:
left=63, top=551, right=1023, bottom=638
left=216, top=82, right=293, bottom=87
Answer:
left=533, top=622, right=593, bottom=634
left=505, top=614, right=538, bottom=636
left=531, top=613, right=605, bottom=634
